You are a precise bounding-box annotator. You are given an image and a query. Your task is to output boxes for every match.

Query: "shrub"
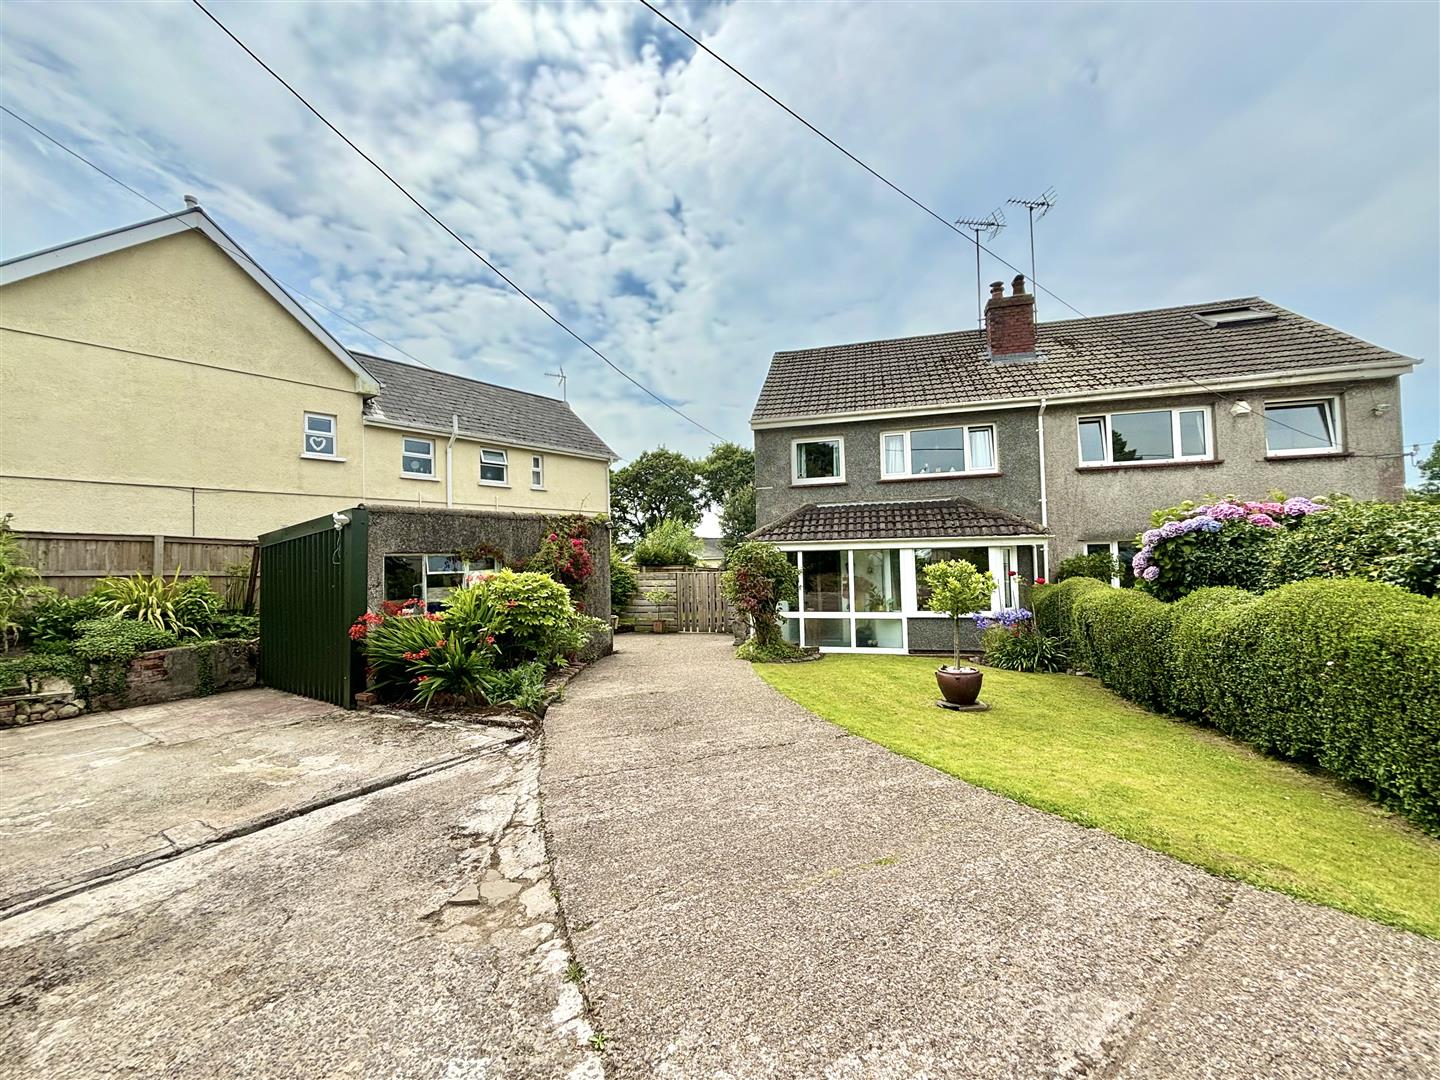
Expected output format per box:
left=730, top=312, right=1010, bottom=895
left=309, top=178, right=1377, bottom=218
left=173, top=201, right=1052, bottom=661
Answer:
left=22, top=592, right=106, bottom=647
left=1068, top=587, right=1175, bottom=709
left=1052, top=553, right=1117, bottom=584
left=203, top=612, right=260, bottom=640
left=408, top=634, right=498, bottom=708
left=528, top=515, right=596, bottom=593
left=92, top=572, right=221, bottom=636
left=610, top=548, right=639, bottom=610
left=463, top=570, right=589, bottom=665
left=736, top=635, right=807, bottom=662
left=485, top=660, right=550, bottom=713
left=980, top=620, right=1067, bottom=673
left=1166, top=587, right=1257, bottom=718
left=632, top=519, right=701, bottom=567
left=1031, top=578, right=1107, bottom=665
left=0, top=651, right=87, bottom=694
left=922, top=560, right=996, bottom=669
left=722, top=542, right=798, bottom=653
left=0, top=514, right=49, bottom=650
left=1261, top=497, right=1440, bottom=597
left=71, top=617, right=179, bottom=663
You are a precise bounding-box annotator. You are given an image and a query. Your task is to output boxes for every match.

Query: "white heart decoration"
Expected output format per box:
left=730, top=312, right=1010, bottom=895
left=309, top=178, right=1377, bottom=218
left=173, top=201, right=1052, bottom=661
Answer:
left=309, top=435, right=328, bottom=452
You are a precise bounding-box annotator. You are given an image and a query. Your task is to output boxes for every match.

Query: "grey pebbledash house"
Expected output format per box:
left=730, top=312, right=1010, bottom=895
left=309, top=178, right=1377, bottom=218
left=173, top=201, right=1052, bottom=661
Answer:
left=749, top=276, right=1417, bottom=654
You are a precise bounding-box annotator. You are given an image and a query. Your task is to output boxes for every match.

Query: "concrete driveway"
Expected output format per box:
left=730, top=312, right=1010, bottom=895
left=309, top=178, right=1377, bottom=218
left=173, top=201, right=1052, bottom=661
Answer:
left=0, top=689, right=601, bottom=1078
left=542, top=635, right=1440, bottom=1079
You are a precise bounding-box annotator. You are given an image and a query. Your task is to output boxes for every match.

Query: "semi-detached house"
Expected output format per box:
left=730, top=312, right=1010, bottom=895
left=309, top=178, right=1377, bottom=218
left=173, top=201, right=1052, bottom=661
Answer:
left=750, top=275, right=1416, bottom=654
left=0, top=205, right=615, bottom=605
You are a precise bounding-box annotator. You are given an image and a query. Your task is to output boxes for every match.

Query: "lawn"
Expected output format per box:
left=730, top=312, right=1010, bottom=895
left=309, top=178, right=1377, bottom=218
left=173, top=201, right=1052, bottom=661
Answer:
left=755, top=655, right=1440, bottom=938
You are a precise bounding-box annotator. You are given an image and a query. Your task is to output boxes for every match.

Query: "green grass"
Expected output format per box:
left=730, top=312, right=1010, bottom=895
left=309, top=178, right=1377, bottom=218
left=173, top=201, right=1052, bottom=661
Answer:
left=755, top=655, right=1440, bottom=938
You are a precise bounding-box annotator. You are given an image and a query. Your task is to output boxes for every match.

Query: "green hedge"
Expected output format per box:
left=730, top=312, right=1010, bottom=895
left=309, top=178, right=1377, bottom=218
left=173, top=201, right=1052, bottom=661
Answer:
left=1040, top=576, right=1440, bottom=831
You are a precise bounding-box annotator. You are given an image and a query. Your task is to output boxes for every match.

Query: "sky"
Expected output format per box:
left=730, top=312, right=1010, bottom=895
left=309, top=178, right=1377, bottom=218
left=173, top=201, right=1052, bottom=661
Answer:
left=2, top=0, right=1437, bottom=483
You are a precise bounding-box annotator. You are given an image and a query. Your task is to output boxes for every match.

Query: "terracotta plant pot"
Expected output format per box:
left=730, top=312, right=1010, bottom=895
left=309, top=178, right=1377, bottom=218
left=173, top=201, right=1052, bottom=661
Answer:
left=651, top=619, right=665, bottom=634
left=935, top=665, right=983, bottom=706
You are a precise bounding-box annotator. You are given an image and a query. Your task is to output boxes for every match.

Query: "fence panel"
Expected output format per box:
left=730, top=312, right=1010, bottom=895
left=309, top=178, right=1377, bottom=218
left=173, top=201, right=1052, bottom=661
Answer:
left=14, top=530, right=258, bottom=602
left=675, top=569, right=729, bottom=633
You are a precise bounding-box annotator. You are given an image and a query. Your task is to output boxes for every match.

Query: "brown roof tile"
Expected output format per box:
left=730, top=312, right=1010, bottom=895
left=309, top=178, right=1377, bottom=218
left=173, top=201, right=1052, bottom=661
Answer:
left=751, top=498, right=1046, bottom=543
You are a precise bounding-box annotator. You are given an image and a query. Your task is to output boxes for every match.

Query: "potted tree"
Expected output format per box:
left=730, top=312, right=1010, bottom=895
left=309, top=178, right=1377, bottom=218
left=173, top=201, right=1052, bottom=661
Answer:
left=644, top=588, right=672, bottom=633
left=921, top=559, right=996, bottom=708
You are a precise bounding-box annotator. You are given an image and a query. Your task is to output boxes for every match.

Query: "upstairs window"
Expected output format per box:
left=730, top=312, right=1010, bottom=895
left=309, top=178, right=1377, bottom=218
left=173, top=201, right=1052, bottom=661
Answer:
left=480, top=448, right=509, bottom=485
left=401, top=437, right=435, bottom=477
left=1078, top=407, right=1211, bottom=466
left=1265, top=398, right=1340, bottom=456
left=882, top=424, right=996, bottom=478
left=530, top=454, right=545, bottom=489
left=792, top=437, right=844, bottom=484
left=302, top=413, right=337, bottom=458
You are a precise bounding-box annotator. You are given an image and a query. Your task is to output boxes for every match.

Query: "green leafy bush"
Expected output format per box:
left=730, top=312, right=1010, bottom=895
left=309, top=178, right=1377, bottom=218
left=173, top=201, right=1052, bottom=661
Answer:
left=485, top=660, right=550, bottom=712
left=358, top=611, right=447, bottom=699
left=1261, top=497, right=1440, bottom=597
left=465, top=570, right=593, bottom=665
left=527, top=515, right=596, bottom=593
left=736, top=635, right=807, bottom=662
left=0, top=651, right=87, bottom=693
left=1166, top=587, right=1257, bottom=718
left=1052, top=553, right=1117, bottom=584
left=1032, top=578, right=1107, bottom=666
left=632, top=519, right=701, bottom=567
left=408, top=634, right=497, bottom=708
left=980, top=624, right=1068, bottom=673
left=22, top=593, right=105, bottom=647
left=204, top=613, right=260, bottom=640
left=610, top=548, right=639, bottom=610
left=922, top=559, right=997, bottom=668
left=722, top=542, right=798, bottom=654
left=1068, top=588, right=1175, bottom=709
left=93, top=572, right=221, bottom=636
left=71, top=617, right=179, bottom=663
left=0, top=514, right=50, bottom=650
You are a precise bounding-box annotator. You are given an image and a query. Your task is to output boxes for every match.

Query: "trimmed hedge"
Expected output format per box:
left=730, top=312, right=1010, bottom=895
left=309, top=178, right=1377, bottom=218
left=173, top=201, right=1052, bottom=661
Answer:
left=1038, top=576, right=1440, bottom=832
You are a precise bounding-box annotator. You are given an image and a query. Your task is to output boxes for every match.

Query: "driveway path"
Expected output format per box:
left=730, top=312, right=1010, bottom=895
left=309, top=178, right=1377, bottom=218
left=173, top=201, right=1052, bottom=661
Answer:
left=542, top=635, right=1440, bottom=1078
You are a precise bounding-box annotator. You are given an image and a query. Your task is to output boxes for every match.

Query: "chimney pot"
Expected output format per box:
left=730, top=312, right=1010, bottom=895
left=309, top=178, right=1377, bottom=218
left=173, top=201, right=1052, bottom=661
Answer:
left=1012, top=273, right=1026, bottom=295
left=183, top=194, right=199, bottom=209
left=989, top=281, right=1004, bottom=299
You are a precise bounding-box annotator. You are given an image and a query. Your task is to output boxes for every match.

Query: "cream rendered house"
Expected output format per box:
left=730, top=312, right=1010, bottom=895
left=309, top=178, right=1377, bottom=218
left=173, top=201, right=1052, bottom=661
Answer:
left=0, top=206, right=615, bottom=541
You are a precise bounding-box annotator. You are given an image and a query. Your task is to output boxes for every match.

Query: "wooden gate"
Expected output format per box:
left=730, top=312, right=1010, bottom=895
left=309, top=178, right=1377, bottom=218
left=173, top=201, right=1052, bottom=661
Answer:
left=674, top=569, right=729, bottom=633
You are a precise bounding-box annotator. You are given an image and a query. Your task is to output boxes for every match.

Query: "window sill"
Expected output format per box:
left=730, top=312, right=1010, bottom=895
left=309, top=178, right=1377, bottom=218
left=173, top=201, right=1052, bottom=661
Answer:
left=530, top=486, right=546, bottom=492
left=879, top=471, right=1002, bottom=482
left=479, top=480, right=511, bottom=488
left=1265, top=450, right=1349, bottom=462
left=401, top=473, right=441, bottom=482
left=300, top=453, right=346, bottom=462
left=1075, top=458, right=1223, bottom=473
left=791, top=478, right=846, bottom=487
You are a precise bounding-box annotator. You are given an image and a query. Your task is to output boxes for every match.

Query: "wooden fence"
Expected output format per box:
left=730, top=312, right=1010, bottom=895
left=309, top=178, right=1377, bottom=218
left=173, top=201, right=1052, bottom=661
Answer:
left=14, top=531, right=258, bottom=603
left=623, top=566, right=732, bottom=633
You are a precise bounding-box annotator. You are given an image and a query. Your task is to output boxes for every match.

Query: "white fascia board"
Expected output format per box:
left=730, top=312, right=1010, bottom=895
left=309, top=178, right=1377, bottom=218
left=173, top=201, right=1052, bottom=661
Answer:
left=749, top=361, right=1417, bottom=430
left=771, top=536, right=1048, bottom=550
left=0, top=207, right=382, bottom=396
left=362, top=417, right=615, bottom=462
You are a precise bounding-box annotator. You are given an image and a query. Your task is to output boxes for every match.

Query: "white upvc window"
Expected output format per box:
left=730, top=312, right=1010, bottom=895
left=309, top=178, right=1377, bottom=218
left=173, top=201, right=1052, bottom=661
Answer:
left=302, top=412, right=340, bottom=459
left=792, top=437, right=845, bottom=485
left=881, top=423, right=997, bottom=479
left=401, top=436, right=436, bottom=478
left=479, top=448, right=509, bottom=486
left=1077, top=406, right=1212, bottom=466
left=530, top=454, right=545, bottom=490
left=1264, top=397, right=1341, bottom=457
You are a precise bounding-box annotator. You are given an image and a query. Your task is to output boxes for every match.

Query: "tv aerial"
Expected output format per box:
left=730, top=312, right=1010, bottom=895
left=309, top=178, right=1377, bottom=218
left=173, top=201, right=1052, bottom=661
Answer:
left=954, top=208, right=1006, bottom=330
left=1007, top=187, right=1057, bottom=316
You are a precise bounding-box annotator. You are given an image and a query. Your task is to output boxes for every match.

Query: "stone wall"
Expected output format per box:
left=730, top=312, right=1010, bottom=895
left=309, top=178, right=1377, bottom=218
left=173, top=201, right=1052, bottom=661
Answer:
left=0, top=638, right=258, bottom=728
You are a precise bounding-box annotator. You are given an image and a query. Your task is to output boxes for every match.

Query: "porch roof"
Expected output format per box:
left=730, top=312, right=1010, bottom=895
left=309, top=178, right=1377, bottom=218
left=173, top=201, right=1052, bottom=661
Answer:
left=750, top=498, right=1047, bottom=544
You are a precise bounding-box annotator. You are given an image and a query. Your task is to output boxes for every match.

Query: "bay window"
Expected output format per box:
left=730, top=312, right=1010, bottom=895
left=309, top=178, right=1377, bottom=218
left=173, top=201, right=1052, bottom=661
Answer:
left=1078, top=407, right=1211, bottom=466
left=1264, top=398, right=1339, bottom=456
left=792, top=437, right=845, bottom=484
left=881, top=424, right=997, bottom=479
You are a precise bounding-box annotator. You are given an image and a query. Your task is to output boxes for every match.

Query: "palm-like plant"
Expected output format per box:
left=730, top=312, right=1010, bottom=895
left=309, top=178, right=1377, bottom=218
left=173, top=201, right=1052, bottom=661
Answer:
left=93, top=570, right=220, bottom=637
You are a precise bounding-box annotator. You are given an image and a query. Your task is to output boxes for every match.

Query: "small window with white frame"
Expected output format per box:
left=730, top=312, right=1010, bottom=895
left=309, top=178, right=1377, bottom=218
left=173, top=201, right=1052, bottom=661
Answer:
left=1078, top=407, right=1212, bottom=466
left=530, top=454, right=545, bottom=490
left=1264, top=398, right=1340, bottom=457
left=881, top=423, right=997, bottom=479
left=302, top=412, right=338, bottom=459
left=401, top=437, right=435, bottom=478
left=792, top=437, right=844, bottom=484
left=480, top=448, right=509, bottom=485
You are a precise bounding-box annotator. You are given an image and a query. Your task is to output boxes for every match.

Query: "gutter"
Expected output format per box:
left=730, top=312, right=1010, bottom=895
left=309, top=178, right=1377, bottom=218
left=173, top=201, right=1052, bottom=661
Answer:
left=362, top=416, right=615, bottom=463
left=445, top=414, right=459, bottom=508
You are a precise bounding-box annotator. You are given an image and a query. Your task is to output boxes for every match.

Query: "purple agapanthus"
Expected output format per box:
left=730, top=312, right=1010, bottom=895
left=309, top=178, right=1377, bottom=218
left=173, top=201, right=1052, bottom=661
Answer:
left=972, top=607, right=1033, bottom=630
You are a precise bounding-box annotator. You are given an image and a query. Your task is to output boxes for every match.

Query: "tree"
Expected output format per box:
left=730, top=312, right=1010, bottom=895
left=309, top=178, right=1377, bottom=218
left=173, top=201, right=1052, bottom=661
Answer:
left=721, top=541, right=799, bottom=655
left=609, top=448, right=702, bottom=541
left=1409, top=444, right=1440, bottom=504
left=921, top=559, right=996, bottom=669
left=698, top=442, right=755, bottom=510
left=718, top=483, right=757, bottom=553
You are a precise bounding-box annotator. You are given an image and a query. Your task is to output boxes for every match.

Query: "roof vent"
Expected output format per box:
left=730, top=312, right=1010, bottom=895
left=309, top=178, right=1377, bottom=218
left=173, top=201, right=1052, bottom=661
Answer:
left=183, top=194, right=199, bottom=209
left=1192, top=306, right=1277, bottom=328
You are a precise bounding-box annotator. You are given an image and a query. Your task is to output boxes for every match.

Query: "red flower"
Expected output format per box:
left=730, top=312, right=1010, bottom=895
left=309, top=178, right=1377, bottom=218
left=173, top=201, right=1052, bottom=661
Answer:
left=415, top=674, right=429, bottom=683
left=1007, top=570, right=1017, bottom=577
left=506, top=599, right=519, bottom=608
left=426, top=612, right=442, bottom=621
left=485, top=634, right=496, bottom=645
left=548, top=532, right=559, bottom=542
left=1034, top=577, right=1047, bottom=585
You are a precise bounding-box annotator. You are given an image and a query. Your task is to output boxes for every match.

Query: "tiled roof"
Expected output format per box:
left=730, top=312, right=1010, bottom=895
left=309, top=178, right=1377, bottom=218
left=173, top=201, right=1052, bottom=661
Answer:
left=752, top=297, right=1415, bottom=422
left=751, top=498, right=1046, bottom=543
left=357, top=353, right=615, bottom=460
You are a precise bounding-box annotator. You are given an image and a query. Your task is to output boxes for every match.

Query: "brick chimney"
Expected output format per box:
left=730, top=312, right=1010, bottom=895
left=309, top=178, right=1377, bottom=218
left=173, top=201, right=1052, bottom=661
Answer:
left=985, top=273, right=1036, bottom=358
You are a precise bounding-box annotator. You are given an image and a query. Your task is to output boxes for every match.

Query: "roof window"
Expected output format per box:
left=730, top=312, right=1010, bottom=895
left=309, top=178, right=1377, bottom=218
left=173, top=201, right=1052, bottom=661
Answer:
left=1192, top=306, right=1278, bottom=328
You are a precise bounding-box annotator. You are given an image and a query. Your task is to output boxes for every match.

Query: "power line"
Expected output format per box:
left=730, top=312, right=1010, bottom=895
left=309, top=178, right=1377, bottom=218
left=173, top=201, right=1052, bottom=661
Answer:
left=191, top=0, right=728, bottom=444
left=635, top=0, right=1415, bottom=452
left=0, top=103, right=439, bottom=372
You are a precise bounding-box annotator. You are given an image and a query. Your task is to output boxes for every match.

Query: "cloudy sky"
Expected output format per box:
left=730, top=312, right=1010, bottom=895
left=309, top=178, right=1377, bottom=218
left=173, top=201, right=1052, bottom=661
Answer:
left=3, top=0, right=1436, bottom=477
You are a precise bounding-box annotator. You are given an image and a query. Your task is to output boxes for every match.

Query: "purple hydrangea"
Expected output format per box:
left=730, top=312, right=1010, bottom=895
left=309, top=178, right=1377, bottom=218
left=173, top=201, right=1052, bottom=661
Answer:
left=1246, top=512, right=1279, bottom=527
left=1142, top=565, right=1160, bottom=581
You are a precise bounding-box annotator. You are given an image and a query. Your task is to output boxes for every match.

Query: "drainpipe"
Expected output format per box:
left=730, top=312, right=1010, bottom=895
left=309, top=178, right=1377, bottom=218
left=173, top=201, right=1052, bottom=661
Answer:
left=1037, top=398, right=1050, bottom=578
left=445, top=414, right=459, bottom=508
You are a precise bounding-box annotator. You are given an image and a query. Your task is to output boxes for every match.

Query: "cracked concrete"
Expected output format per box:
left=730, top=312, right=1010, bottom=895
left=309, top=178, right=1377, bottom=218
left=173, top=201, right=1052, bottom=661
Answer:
left=0, top=730, right=603, bottom=1079
left=542, top=634, right=1440, bottom=1078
